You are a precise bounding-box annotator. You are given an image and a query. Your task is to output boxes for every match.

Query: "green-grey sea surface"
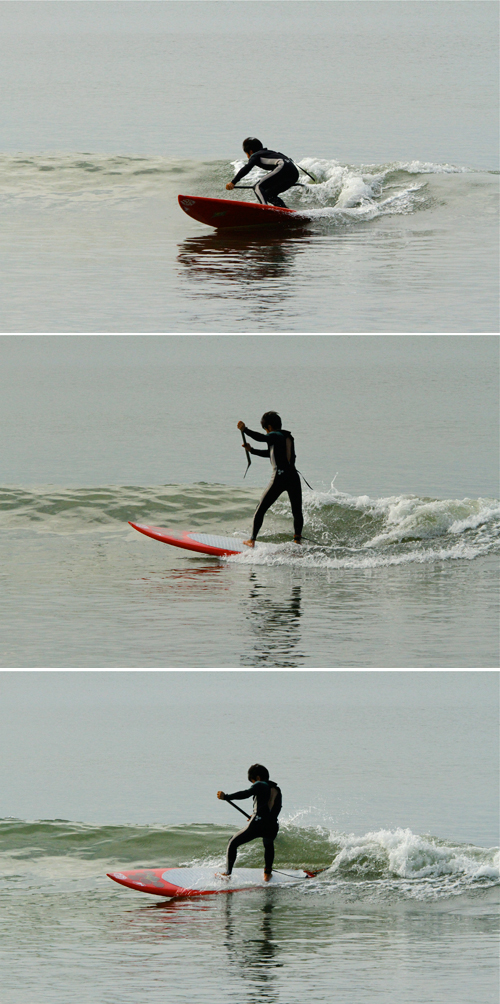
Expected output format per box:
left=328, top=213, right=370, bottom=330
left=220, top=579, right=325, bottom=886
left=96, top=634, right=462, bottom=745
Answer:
left=0, top=1, right=498, bottom=332
left=0, top=671, right=498, bottom=1004
left=1, top=334, right=498, bottom=668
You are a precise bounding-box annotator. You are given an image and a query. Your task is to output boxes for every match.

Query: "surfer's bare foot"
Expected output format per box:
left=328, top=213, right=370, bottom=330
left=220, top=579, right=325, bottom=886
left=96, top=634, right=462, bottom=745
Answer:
left=216, top=872, right=230, bottom=879
left=293, top=536, right=302, bottom=544
left=263, top=871, right=272, bottom=882
left=243, top=539, right=255, bottom=548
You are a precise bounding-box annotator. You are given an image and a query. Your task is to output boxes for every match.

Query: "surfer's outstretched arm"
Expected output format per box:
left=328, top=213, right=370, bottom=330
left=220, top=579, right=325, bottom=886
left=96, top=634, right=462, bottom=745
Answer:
left=222, top=787, right=255, bottom=801
left=245, top=446, right=270, bottom=458
left=228, top=151, right=261, bottom=187
left=241, top=425, right=268, bottom=443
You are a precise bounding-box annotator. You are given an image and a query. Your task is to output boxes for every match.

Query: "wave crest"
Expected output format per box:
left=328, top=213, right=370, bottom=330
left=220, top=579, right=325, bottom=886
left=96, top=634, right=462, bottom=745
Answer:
left=0, top=153, right=484, bottom=220
left=2, top=483, right=498, bottom=569
left=1, top=818, right=497, bottom=901
left=230, top=484, right=499, bottom=568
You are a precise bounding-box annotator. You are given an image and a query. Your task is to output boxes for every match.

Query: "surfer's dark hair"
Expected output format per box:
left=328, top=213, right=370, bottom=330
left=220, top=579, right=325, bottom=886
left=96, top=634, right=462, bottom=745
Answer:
left=243, top=137, right=263, bottom=153
left=248, top=764, right=269, bottom=782
left=261, top=411, right=282, bottom=430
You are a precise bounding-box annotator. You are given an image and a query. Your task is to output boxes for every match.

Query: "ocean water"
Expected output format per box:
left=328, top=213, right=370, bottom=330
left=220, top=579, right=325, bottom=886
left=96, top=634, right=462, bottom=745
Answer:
left=2, top=481, right=498, bottom=668
left=0, top=671, right=498, bottom=1004
left=1, top=334, right=498, bottom=668
left=0, top=1, right=498, bottom=332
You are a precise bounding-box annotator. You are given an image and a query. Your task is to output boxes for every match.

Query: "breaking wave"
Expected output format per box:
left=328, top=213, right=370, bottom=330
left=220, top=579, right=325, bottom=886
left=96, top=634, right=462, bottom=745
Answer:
left=229, top=484, right=500, bottom=569
left=1, top=482, right=498, bottom=570
left=0, top=153, right=491, bottom=224
left=230, top=156, right=450, bottom=221
left=1, top=818, right=497, bottom=902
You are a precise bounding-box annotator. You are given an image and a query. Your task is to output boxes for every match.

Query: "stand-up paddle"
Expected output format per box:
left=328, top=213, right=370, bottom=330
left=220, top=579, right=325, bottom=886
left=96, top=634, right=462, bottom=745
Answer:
left=241, top=428, right=251, bottom=478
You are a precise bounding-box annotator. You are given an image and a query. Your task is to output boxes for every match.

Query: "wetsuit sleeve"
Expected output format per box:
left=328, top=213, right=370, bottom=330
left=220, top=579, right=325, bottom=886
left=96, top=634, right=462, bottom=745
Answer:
left=243, top=427, right=270, bottom=457
left=244, top=426, right=268, bottom=443
left=224, top=787, right=254, bottom=800
left=231, top=153, right=259, bottom=185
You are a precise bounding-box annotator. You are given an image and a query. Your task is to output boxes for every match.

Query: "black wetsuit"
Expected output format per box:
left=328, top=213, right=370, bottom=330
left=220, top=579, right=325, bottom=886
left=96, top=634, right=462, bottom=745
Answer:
left=223, top=780, right=282, bottom=874
left=231, top=149, right=299, bottom=207
left=243, top=426, right=303, bottom=541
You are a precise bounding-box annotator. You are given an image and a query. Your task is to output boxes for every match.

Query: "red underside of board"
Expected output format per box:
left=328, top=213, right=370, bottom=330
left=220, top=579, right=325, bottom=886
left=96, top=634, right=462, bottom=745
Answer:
left=107, top=869, right=251, bottom=897
left=128, top=523, right=243, bottom=556
left=178, top=194, right=301, bottom=229
left=107, top=869, right=206, bottom=897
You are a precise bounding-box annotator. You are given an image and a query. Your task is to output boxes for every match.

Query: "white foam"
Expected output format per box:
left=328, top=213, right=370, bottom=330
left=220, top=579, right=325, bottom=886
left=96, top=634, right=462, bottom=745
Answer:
left=449, top=503, right=500, bottom=534
left=326, top=827, right=499, bottom=885
left=394, top=160, right=473, bottom=174
left=228, top=539, right=488, bottom=570
left=226, top=485, right=499, bottom=569
left=229, top=155, right=432, bottom=221
left=363, top=495, right=500, bottom=546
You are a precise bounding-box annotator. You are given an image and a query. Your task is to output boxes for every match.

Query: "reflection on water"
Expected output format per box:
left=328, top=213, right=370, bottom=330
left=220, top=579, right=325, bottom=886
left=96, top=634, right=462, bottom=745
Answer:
left=135, top=563, right=229, bottom=595
left=177, top=228, right=312, bottom=305
left=241, top=573, right=304, bottom=668
left=224, top=894, right=281, bottom=1004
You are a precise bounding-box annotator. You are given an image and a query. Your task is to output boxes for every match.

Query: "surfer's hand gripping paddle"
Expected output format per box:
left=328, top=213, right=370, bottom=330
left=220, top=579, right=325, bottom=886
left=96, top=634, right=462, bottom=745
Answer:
left=241, top=429, right=252, bottom=478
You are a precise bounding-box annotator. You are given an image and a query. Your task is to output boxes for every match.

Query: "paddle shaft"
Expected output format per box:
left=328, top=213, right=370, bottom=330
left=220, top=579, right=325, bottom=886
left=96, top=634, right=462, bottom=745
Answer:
left=297, top=165, right=317, bottom=182
left=226, top=797, right=251, bottom=820
left=234, top=183, right=308, bottom=190
left=241, top=429, right=251, bottom=478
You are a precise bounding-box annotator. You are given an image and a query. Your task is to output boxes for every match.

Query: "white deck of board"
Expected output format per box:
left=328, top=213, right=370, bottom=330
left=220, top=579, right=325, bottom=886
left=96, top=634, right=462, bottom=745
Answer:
left=188, top=533, right=245, bottom=551
left=161, top=867, right=306, bottom=890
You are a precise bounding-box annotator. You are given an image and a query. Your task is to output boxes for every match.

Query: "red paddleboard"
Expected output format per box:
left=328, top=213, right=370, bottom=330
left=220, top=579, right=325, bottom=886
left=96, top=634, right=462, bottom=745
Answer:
left=178, top=194, right=303, bottom=229
left=129, top=522, right=246, bottom=556
left=108, top=866, right=309, bottom=897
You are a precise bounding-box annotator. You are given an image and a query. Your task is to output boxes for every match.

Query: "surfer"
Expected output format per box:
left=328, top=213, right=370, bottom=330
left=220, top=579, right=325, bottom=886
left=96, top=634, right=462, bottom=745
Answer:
left=226, top=138, right=299, bottom=208
left=237, top=412, right=303, bottom=547
left=217, top=764, right=282, bottom=881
